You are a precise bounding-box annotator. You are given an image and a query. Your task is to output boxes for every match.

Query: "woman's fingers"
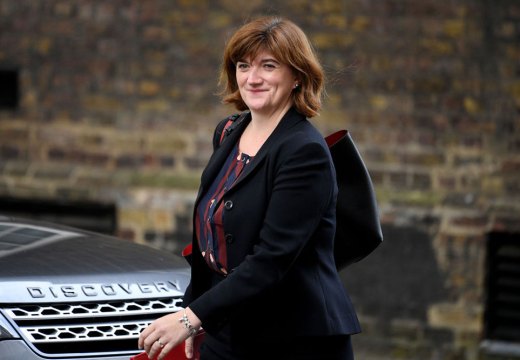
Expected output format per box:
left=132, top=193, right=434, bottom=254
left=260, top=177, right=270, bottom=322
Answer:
left=148, top=338, right=166, bottom=360
left=138, top=312, right=196, bottom=358
left=137, top=324, right=154, bottom=350
left=144, top=335, right=161, bottom=354
left=137, top=323, right=158, bottom=352
left=185, top=335, right=194, bottom=359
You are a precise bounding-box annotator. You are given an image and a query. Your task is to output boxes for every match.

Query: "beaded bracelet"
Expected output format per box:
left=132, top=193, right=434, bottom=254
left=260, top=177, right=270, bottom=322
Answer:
left=179, top=310, right=198, bottom=337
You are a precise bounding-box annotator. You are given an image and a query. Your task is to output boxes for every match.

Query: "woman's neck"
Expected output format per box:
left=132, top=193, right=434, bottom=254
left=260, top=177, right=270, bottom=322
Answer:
left=239, top=102, right=293, bottom=156
left=248, top=101, right=292, bottom=134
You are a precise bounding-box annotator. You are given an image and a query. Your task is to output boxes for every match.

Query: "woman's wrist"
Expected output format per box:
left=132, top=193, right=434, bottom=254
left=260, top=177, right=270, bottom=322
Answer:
left=180, top=307, right=201, bottom=336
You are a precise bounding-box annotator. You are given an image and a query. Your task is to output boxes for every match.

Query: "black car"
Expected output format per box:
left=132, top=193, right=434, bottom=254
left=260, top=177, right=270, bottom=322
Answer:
left=0, top=215, right=190, bottom=360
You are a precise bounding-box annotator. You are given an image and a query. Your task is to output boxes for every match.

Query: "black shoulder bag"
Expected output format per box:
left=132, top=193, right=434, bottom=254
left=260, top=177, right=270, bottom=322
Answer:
left=325, top=130, right=383, bottom=270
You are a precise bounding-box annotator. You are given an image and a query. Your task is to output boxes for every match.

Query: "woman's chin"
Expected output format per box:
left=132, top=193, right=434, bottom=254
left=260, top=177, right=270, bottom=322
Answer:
left=244, top=99, right=266, bottom=109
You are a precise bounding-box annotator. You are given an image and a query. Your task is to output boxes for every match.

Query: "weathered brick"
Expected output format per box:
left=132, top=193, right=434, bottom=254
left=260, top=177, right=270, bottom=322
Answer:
left=183, top=156, right=207, bottom=171
left=1, top=145, right=21, bottom=160
left=500, top=159, right=520, bottom=173
left=368, top=169, right=384, bottom=185
left=47, top=147, right=66, bottom=161
left=75, top=169, right=113, bottom=187
left=139, top=81, right=161, bottom=97
left=389, top=171, right=408, bottom=188
left=437, top=175, right=457, bottom=191
left=504, top=177, right=520, bottom=194
left=115, top=154, right=144, bottom=168
left=412, top=173, right=432, bottom=190
left=450, top=215, right=488, bottom=228
left=33, top=165, right=74, bottom=181
left=55, top=186, right=92, bottom=200
left=0, top=125, right=29, bottom=140
left=136, top=100, right=170, bottom=112
left=390, top=319, right=424, bottom=342
left=0, top=2, right=519, bottom=359
left=458, top=177, right=482, bottom=194
left=1, top=162, right=29, bottom=177
left=443, top=20, right=465, bottom=38
left=159, top=155, right=175, bottom=168
left=454, top=155, right=482, bottom=166
left=117, top=228, right=136, bottom=241
left=403, top=152, right=446, bottom=166
left=492, top=215, right=520, bottom=233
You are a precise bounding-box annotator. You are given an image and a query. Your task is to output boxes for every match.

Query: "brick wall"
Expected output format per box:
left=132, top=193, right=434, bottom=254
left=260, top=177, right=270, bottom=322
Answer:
left=1, top=1, right=519, bottom=359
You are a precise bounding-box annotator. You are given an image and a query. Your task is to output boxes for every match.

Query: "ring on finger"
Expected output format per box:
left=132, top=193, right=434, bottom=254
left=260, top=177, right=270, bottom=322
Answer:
left=157, top=339, right=165, bottom=348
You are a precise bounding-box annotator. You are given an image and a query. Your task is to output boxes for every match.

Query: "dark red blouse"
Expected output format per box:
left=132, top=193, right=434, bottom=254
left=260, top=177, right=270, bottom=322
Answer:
left=195, top=144, right=253, bottom=275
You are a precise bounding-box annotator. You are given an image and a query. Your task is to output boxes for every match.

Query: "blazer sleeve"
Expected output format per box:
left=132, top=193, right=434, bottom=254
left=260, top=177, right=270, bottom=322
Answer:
left=187, top=138, right=336, bottom=323
left=181, top=233, right=213, bottom=307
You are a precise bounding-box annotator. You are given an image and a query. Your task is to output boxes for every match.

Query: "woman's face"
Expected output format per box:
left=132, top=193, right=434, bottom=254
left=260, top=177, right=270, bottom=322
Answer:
left=236, top=50, right=297, bottom=116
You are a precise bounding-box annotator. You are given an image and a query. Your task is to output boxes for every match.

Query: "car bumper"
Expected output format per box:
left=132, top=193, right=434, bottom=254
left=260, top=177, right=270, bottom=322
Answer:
left=0, top=340, right=138, bottom=360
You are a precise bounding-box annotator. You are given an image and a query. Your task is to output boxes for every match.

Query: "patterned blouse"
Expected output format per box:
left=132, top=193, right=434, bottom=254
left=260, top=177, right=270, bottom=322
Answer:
left=195, top=143, right=253, bottom=275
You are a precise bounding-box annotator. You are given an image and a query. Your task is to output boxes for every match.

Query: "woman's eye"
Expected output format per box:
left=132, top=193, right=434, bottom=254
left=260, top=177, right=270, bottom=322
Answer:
left=237, top=63, right=249, bottom=70
left=264, top=63, right=276, bottom=69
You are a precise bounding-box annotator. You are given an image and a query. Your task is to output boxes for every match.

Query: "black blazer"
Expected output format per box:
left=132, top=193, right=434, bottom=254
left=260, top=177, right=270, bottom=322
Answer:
left=183, top=107, right=361, bottom=342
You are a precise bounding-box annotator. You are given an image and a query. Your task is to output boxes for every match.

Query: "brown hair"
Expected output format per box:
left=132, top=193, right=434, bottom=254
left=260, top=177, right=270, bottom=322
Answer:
left=219, top=16, right=324, bottom=118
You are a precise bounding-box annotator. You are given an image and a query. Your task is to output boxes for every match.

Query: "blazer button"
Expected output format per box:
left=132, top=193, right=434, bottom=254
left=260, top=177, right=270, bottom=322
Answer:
left=225, top=234, right=234, bottom=244
left=224, top=200, right=233, bottom=210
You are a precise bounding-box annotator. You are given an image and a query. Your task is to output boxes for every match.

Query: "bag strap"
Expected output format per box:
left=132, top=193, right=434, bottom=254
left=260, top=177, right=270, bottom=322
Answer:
left=218, top=111, right=249, bottom=145
left=219, top=117, right=237, bottom=144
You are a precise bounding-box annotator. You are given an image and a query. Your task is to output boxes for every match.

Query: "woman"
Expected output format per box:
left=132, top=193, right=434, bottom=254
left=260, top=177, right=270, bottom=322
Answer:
left=138, top=16, right=361, bottom=360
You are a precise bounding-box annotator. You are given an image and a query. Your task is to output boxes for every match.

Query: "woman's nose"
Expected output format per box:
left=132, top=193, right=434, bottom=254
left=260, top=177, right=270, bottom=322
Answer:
left=247, top=67, right=262, bottom=84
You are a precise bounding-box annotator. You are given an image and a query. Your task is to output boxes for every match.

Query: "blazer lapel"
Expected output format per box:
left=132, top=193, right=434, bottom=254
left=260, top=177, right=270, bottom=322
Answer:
left=227, top=107, right=304, bottom=192
left=197, top=107, right=305, bottom=201
left=199, top=113, right=251, bottom=193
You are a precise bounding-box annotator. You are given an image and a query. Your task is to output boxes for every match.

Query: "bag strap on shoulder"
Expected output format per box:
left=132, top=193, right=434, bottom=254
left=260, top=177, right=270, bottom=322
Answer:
left=219, top=111, right=249, bottom=145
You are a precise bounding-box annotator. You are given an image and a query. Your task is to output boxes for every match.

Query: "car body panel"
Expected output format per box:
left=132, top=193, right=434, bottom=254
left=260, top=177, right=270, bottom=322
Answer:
left=0, top=215, right=190, bottom=359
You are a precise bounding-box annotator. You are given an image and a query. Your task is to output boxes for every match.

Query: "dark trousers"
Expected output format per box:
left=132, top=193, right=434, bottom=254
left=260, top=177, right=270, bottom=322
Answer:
left=200, top=333, right=354, bottom=360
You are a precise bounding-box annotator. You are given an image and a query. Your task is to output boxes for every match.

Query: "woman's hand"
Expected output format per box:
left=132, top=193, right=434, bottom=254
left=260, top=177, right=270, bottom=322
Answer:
left=184, top=334, right=195, bottom=359
left=138, top=307, right=201, bottom=360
